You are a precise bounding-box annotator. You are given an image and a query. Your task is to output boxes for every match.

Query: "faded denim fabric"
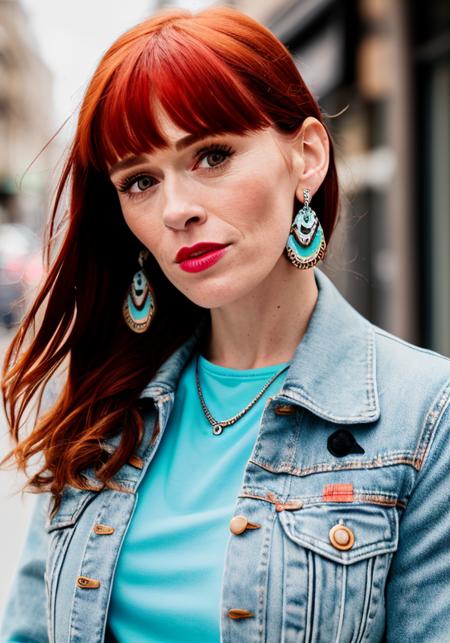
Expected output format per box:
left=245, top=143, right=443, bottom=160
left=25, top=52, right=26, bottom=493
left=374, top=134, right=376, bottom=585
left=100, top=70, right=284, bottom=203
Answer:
left=1, top=266, right=450, bottom=643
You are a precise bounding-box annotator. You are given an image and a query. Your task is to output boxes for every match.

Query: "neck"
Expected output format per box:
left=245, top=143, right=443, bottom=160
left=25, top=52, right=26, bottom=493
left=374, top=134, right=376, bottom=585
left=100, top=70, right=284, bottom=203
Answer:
left=199, top=260, right=319, bottom=370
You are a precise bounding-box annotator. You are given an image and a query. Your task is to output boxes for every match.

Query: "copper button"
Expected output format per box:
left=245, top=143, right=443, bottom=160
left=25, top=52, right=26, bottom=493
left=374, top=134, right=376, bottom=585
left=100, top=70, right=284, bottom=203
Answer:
left=227, top=608, right=254, bottom=620
left=329, top=524, right=355, bottom=550
left=274, top=404, right=296, bottom=416
left=76, top=575, right=101, bottom=589
left=94, top=523, right=115, bottom=535
left=229, top=515, right=261, bottom=535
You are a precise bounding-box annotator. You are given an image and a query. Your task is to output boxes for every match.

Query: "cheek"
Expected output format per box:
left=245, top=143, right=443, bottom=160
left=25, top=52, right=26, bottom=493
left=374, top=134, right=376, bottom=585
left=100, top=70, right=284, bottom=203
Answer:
left=226, top=169, right=293, bottom=243
left=121, top=206, right=160, bottom=253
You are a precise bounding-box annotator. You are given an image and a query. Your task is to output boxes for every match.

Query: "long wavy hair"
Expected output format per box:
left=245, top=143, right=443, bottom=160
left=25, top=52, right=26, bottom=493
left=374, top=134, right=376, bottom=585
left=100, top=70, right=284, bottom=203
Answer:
left=1, top=6, right=340, bottom=510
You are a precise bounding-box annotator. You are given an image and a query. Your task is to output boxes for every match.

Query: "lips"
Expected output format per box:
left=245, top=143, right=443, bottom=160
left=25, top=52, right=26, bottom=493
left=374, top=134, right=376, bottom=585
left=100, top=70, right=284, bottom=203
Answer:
left=175, top=242, right=229, bottom=263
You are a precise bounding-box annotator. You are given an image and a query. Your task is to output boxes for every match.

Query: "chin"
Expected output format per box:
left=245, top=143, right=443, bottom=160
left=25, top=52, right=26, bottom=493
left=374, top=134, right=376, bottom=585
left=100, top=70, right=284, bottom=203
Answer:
left=185, top=293, right=237, bottom=310
left=167, top=264, right=270, bottom=309
left=179, top=283, right=246, bottom=310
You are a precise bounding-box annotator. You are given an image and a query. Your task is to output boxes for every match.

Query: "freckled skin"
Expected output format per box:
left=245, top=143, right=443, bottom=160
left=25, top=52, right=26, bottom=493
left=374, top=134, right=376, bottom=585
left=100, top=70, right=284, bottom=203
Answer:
left=110, top=107, right=330, bottom=368
left=113, top=112, right=296, bottom=308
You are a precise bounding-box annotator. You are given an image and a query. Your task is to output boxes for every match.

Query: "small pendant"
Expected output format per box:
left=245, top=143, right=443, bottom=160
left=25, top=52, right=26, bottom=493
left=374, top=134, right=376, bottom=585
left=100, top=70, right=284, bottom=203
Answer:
left=212, top=423, right=224, bottom=436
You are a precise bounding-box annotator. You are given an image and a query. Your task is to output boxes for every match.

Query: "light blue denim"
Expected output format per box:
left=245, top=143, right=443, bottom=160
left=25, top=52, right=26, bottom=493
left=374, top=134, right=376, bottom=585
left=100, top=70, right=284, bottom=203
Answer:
left=1, top=266, right=450, bottom=642
left=107, top=354, right=290, bottom=642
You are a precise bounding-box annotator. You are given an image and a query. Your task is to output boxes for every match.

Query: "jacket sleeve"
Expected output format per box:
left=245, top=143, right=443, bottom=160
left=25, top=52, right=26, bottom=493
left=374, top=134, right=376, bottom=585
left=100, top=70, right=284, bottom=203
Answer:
left=384, top=382, right=450, bottom=641
left=0, top=491, right=50, bottom=642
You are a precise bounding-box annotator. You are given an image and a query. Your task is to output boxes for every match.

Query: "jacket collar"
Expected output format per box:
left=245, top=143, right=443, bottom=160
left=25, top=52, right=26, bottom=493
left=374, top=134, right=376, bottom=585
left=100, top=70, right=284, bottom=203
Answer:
left=140, top=267, right=380, bottom=425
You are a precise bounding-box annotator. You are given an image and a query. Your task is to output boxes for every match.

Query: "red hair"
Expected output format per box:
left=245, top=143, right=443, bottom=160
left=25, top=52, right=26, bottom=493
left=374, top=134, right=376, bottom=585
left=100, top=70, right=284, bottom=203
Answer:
left=1, top=6, right=339, bottom=510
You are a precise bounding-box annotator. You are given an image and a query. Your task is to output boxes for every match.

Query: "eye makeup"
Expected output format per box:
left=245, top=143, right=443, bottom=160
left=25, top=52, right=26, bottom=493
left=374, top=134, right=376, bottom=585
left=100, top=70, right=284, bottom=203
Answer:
left=115, top=143, right=235, bottom=200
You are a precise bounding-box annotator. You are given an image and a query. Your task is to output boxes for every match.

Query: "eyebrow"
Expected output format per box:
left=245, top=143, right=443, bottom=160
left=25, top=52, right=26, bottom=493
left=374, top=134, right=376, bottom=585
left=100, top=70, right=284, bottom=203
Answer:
left=108, top=132, right=210, bottom=177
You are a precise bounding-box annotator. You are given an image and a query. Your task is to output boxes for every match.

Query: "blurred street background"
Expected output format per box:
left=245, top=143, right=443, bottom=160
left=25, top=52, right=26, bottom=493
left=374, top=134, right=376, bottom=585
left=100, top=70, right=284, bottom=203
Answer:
left=1, top=0, right=449, bottom=620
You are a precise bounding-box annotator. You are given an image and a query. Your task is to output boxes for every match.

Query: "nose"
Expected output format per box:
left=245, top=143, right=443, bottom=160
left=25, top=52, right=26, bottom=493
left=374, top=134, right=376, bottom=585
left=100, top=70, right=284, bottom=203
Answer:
left=161, top=177, right=207, bottom=231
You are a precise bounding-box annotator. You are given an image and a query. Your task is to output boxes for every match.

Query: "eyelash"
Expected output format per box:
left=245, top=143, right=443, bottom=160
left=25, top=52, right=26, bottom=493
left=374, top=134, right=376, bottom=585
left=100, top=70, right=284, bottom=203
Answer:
left=116, top=144, right=235, bottom=199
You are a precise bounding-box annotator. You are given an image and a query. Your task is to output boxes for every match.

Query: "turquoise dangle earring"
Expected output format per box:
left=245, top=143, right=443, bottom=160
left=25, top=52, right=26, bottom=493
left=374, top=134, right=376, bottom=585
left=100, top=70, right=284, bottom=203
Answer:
left=122, top=249, right=156, bottom=333
left=285, top=188, right=326, bottom=269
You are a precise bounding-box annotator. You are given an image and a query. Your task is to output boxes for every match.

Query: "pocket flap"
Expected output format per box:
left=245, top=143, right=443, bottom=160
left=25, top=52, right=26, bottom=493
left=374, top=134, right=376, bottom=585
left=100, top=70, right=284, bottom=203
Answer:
left=45, top=486, right=96, bottom=532
left=278, top=503, right=399, bottom=565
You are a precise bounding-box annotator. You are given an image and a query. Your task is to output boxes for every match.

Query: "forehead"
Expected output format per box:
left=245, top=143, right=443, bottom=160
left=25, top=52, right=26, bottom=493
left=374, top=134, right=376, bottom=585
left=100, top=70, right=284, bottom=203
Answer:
left=154, top=104, right=189, bottom=142
left=84, top=37, right=281, bottom=171
left=106, top=98, right=296, bottom=177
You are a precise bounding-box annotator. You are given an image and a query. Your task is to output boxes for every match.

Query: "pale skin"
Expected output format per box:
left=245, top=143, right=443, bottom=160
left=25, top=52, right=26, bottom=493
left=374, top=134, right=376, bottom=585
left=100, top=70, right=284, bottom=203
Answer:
left=109, top=107, right=330, bottom=370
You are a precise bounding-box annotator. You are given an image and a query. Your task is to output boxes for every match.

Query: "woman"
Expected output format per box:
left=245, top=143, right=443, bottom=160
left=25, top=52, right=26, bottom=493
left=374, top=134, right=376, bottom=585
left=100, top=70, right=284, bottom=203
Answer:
left=1, top=6, right=449, bottom=643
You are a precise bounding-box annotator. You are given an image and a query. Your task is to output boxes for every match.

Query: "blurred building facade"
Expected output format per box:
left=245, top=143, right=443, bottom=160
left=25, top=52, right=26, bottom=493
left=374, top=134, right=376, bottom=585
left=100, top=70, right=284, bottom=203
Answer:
left=154, top=0, right=450, bottom=356
left=0, top=0, right=53, bottom=233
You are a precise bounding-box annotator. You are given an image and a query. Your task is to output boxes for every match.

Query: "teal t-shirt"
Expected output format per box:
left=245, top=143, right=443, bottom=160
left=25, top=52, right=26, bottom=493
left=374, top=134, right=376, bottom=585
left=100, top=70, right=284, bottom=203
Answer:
left=107, top=350, right=291, bottom=643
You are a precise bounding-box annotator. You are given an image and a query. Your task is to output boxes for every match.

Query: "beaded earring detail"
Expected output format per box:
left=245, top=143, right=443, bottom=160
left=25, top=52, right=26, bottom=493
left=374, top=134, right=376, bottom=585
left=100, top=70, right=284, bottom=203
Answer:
left=285, top=188, right=327, bottom=269
left=122, top=249, right=156, bottom=333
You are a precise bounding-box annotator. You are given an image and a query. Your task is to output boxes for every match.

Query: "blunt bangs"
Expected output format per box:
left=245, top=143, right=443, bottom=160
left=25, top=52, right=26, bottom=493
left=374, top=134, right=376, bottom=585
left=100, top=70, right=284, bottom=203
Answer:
left=83, top=25, right=273, bottom=171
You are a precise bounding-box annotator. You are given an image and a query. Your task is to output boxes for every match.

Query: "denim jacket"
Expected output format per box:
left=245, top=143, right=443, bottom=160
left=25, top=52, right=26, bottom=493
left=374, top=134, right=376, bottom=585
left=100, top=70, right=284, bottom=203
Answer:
left=2, top=266, right=450, bottom=643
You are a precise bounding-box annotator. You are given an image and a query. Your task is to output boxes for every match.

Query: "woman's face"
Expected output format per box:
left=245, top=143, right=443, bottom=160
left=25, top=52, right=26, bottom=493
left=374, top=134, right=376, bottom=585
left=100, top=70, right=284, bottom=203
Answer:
left=109, top=109, right=302, bottom=309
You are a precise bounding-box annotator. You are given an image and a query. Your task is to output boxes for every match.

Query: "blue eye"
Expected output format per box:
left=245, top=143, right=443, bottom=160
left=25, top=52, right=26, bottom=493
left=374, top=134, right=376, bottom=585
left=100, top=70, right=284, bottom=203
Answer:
left=134, top=176, right=154, bottom=191
left=117, top=173, right=155, bottom=196
left=115, top=142, right=235, bottom=200
left=196, top=144, right=234, bottom=170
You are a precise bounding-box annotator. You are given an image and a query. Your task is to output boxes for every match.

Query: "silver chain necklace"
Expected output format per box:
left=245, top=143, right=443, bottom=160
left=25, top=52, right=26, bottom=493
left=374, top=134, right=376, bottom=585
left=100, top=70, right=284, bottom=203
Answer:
left=195, top=353, right=291, bottom=435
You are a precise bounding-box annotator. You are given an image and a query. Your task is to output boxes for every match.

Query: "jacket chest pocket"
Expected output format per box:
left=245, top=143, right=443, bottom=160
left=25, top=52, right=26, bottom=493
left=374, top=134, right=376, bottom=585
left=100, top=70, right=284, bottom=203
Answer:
left=275, top=503, right=399, bottom=643
left=45, top=488, right=97, bottom=643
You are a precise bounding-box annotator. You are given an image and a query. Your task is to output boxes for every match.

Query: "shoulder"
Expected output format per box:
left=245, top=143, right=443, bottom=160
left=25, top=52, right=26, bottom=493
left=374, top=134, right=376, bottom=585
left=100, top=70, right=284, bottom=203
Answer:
left=373, top=322, right=450, bottom=376
left=372, top=322, right=450, bottom=406
left=370, top=322, right=450, bottom=470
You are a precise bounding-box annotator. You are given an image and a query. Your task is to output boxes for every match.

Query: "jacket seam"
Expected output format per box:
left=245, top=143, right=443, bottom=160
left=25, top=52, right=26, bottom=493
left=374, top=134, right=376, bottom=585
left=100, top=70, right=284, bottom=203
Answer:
left=366, top=325, right=378, bottom=415
left=413, top=379, right=450, bottom=471
left=239, top=488, right=406, bottom=508
left=250, top=452, right=421, bottom=476
left=373, top=327, right=450, bottom=363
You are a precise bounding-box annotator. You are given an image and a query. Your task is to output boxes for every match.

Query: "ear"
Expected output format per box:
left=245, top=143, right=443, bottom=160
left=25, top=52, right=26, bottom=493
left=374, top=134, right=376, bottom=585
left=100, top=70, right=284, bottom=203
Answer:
left=292, top=116, right=330, bottom=201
